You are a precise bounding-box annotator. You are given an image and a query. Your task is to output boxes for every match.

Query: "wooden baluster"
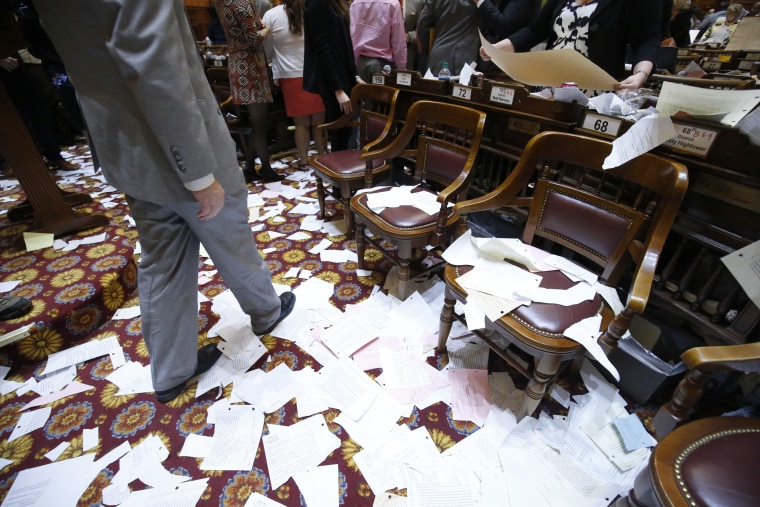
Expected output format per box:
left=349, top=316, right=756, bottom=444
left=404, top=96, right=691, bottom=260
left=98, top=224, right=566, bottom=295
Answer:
left=693, top=261, right=723, bottom=312
left=673, top=246, right=707, bottom=301
left=657, top=236, right=687, bottom=291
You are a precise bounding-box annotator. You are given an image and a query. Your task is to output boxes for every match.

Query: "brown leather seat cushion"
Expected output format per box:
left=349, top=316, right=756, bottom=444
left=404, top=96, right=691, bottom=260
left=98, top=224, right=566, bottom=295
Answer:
left=313, top=150, right=383, bottom=176
left=354, top=187, right=451, bottom=230
left=453, top=265, right=602, bottom=336
left=510, top=269, right=602, bottom=336
left=680, top=430, right=760, bottom=507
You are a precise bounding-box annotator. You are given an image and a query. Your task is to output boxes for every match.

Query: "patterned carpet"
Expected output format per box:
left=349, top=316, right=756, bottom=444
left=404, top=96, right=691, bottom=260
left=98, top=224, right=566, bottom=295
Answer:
left=0, top=144, right=658, bottom=506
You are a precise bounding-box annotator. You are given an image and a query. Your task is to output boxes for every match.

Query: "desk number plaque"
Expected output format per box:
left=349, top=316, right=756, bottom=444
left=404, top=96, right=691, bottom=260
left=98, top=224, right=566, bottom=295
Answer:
left=452, top=84, right=472, bottom=101
left=581, top=112, right=622, bottom=137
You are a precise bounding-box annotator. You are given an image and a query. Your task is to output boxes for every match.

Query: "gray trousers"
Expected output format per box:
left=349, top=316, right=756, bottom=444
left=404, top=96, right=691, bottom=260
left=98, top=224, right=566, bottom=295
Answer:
left=127, top=183, right=280, bottom=391
left=357, top=55, right=394, bottom=84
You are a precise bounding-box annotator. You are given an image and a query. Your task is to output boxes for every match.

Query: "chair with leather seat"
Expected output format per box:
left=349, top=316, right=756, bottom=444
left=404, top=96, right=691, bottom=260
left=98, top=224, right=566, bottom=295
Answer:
left=437, top=131, right=689, bottom=420
left=613, top=341, right=760, bottom=507
left=350, top=100, right=486, bottom=300
left=653, top=341, right=760, bottom=438
left=310, top=83, right=400, bottom=233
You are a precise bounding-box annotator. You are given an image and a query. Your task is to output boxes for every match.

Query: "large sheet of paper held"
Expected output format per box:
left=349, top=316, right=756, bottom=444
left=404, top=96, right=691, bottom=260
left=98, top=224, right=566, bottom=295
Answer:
left=479, top=31, right=619, bottom=91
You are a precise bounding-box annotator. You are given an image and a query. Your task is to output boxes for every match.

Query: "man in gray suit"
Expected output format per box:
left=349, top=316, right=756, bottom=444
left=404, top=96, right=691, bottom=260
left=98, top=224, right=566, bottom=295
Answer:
left=34, top=0, right=295, bottom=403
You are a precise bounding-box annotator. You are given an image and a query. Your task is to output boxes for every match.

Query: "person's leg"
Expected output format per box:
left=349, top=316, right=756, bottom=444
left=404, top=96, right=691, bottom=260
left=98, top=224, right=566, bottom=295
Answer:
left=319, top=90, right=352, bottom=151
left=125, top=195, right=201, bottom=393
left=245, top=102, right=282, bottom=181
left=184, top=183, right=283, bottom=333
left=310, top=110, right=326, bottom=155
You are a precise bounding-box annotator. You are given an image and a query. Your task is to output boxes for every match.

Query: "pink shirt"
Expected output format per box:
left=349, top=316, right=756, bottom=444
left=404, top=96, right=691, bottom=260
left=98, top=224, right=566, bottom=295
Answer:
left=350, top=0, right=407, bottom=70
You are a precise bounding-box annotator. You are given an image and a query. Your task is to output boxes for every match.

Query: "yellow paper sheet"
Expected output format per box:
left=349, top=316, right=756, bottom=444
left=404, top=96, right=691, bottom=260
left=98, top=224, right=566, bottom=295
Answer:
left=479, top=31, right=619, bottom=91
left=23, top=232, right=54, bottom=252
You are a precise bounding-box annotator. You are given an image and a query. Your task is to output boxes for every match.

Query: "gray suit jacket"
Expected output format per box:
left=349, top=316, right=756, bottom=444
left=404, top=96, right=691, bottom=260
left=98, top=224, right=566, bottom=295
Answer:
left=34, top=0, right=243, bottom=204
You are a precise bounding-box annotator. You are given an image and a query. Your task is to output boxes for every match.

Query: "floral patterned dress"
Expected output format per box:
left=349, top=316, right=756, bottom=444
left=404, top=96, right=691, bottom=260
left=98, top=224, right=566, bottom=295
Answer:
left=551, top=0, right=598, bottom=57
left=213, top=0, right=273, bottom=104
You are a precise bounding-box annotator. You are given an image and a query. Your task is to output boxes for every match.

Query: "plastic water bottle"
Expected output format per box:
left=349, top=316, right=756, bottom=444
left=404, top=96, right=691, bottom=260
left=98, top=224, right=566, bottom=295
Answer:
left=438, top=62, right=451, bottom=81
left=382, top=64, right=391, bottom=76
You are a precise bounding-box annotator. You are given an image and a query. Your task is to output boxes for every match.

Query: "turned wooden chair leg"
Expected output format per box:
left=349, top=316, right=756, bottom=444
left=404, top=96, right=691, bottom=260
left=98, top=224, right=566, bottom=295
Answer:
left=438, top=287, right=456, bottom=352
left=341, top=195, right=354, bottom=234
left=653, top=368, right=710, bottom=438
left=355, top=222, right=366, bottom=269
left=518, top=353, right=562, bottom=420
left=315, top=178, right=327, bottom=219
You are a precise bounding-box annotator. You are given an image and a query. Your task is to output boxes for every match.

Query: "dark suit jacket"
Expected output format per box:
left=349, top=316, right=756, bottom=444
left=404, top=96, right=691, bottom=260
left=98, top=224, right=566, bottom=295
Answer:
left=509, top=0, right=662, bottom=80
left=478, top=0, right=539, bottom=41
left=303, top=0, right=356, bottom=97
left=670, top=9, right=693, bottom=48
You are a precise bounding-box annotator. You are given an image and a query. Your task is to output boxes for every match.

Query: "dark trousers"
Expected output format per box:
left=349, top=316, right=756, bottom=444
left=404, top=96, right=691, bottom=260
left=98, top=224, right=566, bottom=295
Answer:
left=319, top=86, right=355, bottom=152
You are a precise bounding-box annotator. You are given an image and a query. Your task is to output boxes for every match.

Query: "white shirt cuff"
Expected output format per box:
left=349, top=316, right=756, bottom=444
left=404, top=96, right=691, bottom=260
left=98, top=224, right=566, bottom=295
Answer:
left=184, top=174, right=216, bottom=192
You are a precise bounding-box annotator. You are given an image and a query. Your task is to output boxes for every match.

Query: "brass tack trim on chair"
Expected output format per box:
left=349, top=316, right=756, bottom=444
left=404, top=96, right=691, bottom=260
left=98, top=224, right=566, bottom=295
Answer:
left=509, top=300, right=604, bottom=338
left=673, top=428, right=760, bottom=505
left=363, top=201, right=456, bottom=232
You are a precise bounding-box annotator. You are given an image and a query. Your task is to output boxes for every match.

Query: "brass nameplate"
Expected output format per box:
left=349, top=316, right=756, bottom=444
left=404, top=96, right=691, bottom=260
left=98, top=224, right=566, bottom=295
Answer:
left=508, top=117, right=540, bottom=135
left=691, top=173, right=760, bottom=214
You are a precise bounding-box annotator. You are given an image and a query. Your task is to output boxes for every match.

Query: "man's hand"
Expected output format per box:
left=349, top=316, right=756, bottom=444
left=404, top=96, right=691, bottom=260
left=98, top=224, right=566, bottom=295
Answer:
left=0, top=57, right=19, bottom=72
left=192, top=180, right=225, bottom=221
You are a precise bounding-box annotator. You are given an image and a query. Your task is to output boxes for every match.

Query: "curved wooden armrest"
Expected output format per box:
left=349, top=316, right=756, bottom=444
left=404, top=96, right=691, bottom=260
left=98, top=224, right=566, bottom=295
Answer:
left=437, top=170, right=472, bottom=205
left=682, top=342, right=760, bottom=373
left=360, top=118, right=419, bottom=162
left=453, top=166, right=534, bottom=216
left=315, top=113, right=356, bottom=134
left=218, top=95, right=233, bottom=111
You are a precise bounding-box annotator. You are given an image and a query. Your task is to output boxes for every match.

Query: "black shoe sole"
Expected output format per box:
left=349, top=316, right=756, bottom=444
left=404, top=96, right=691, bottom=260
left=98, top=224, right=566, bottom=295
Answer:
left=155, top=343, right=222, bottom=403
left=260, top=292, right=296, bottom=335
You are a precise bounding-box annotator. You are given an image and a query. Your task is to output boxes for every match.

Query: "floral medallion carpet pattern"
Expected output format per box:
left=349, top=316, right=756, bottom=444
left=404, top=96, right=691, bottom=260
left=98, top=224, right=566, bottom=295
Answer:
left=0, top=145, right=657, bottom=506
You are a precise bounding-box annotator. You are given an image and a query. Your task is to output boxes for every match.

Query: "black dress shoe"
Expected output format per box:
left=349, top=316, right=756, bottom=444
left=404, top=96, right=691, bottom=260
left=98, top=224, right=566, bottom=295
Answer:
left=258, top=166, right=285, bottom=183
left=256, top=292, right=296, bottom=336
left=243, top=169, right=260, bottom=183
left=155, top=343, right=223, bottom=403
left=0, top=296, right=32, bottom=320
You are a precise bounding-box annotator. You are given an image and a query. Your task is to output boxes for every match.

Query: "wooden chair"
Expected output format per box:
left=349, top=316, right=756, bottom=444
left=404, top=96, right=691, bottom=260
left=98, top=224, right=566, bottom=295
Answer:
left=350, top=100, right=486, bottom=300
left=310, top=84, right=400, bottom=233
left=437, top=131, right=689, bottom=420
left=206, top=67, right=251, bottom=161
left=614, top=342, right=760, bottom=506
left=653, top=341, right=760, bottom=438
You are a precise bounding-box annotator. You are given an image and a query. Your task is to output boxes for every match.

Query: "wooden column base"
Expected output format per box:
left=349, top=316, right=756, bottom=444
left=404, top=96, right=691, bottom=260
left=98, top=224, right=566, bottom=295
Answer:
left=1, top=78, right=107, bottom=249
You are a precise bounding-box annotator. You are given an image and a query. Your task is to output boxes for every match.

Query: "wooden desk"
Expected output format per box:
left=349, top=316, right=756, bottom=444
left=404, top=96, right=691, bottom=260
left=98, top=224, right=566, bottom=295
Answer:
left=373, top=75, right=760, bottom=346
